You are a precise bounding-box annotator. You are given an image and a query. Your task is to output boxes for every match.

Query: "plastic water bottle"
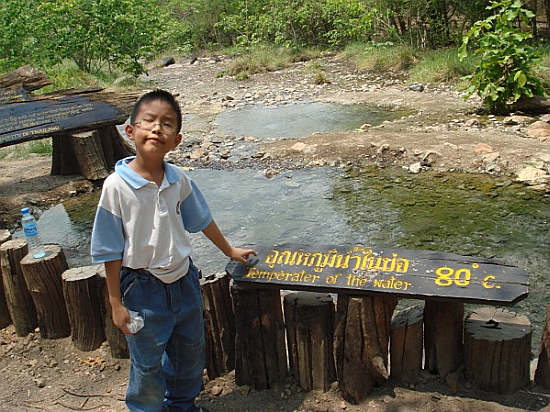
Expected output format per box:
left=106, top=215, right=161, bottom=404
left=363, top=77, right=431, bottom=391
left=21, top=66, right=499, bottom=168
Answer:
left=126, top=310, right=144, bottom=334
left=21, top=207, right=46, bottom=259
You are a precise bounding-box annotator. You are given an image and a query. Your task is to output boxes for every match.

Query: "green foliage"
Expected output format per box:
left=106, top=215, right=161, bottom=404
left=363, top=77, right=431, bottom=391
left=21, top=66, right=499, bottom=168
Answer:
left=215, top=0, right=376, bottom=47
left=222, top=47, right=320, bottom=79
left=409, top=48, right=478, bottom=84
left=343, top=42, right=417, bottom=72
left=458, top=0, right=545, bottom=113
left=1, top=0, right=163, bottom=77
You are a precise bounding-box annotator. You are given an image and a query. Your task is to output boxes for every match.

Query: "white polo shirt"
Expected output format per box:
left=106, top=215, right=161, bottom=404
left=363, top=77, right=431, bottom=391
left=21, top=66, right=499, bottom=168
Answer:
left=90, top=157, right=212, bottom=283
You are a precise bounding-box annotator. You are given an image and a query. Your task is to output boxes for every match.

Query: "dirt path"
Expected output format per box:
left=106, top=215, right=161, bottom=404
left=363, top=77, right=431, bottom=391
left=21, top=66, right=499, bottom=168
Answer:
left=1, top=54, right=550, bottom=411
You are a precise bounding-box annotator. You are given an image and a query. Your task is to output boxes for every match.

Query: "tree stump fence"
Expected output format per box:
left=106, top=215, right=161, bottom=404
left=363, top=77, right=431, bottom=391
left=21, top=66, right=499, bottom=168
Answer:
left=535, top=303, right=550, bottom=387
left=201, top=272, right=236, bottom=380
left=334, top=294, right=397, bottom=404
left=62, top=265, right=106, bottom=351
left=20, top=244, right=70, bottom=339
left=465, top=307, right=531, bottom=394
left=0, top=230, right=13, bottom=329
left=232, top=283, right=287, bottom=390
left=0, top=238, right=37, bottom=336
left=390, top=304, right=424, bottom=384
left=96, top=265, right=129, bottom=359
left=284, top=292, right=336, bottom=392
left=424, top=300, right=464, bottom=378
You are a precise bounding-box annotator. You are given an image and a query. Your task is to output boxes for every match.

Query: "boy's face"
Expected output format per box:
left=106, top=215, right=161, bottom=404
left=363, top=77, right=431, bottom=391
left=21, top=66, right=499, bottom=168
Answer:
left=125, top=99, right=182, bottom=159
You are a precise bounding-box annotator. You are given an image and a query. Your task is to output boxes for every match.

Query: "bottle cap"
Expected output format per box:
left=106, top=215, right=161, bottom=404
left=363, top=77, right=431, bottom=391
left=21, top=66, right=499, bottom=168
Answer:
left=21, top=207, right=30, bottom=214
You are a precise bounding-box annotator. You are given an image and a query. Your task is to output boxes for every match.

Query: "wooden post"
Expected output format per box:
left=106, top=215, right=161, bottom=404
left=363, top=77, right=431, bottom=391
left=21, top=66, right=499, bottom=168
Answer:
left=424, top=300, right=464, bottom=378
left=97, top=126, right=134, bottom=169
left=0, top=239, right=37, bottom=336
left=0, top=230, right=13, bottom=329
left=535, top=303, right=550, bottom=387
left=201, top=273, right=235, bottom=379
left=95, top=265, right=129, bottom=359
left=334, top=294, right=396, bottom=404
left=62, top=265, right=106, bottom=351
left=390, top=304, right=424, bottom=384
left=20, top=244, right=70, bottom=338
left=465, top=307, right=531, bottom=394
left=51, top=134, right=81, bottom=176
left=71, top=131, right=109, bottom=180
left=284, top=292, right=336, bottom=392
left=232, top=283, right=287, bottom=390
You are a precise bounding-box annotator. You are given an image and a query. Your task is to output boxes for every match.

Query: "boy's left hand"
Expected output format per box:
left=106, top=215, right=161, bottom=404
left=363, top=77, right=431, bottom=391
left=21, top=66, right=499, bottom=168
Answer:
left=228, top=247, right=257, bottom=264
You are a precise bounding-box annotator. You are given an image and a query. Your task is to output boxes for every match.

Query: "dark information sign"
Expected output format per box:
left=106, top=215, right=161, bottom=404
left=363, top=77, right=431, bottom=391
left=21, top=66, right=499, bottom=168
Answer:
left=226, top=244, right=529, bottom=305
left=0, top=94, right=122, bottom=147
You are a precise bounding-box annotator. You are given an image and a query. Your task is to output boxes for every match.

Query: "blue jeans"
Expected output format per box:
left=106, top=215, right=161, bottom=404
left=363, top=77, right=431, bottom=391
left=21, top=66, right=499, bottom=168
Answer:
left=120, top=261, right=204, bottom=412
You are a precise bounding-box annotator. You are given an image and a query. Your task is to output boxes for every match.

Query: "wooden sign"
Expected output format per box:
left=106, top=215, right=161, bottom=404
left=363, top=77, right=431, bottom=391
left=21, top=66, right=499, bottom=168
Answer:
left=0, top=66, right=140, bottom=148
left=0, top=91, right=136, bottom=148
left=225, top=244, right=529, bottom=305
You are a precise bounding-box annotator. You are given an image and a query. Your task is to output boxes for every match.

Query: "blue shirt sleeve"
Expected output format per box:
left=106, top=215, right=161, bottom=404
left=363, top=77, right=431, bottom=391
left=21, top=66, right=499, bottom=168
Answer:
left=180, top=180, right=213, bottom=233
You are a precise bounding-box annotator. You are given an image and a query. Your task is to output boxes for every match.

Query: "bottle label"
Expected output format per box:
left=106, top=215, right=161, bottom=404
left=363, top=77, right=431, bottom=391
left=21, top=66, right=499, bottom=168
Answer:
left=23, top=223, right=38, bottom=237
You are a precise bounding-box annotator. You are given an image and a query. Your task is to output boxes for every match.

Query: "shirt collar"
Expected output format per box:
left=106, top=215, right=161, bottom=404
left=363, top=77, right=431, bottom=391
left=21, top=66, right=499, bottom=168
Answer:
left=115, top=157, right=180, bottom=189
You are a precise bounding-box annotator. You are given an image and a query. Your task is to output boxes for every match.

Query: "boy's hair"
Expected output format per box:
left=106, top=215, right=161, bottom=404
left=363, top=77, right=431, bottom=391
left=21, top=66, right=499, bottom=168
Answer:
left=130, top=89, right=182, bottom=133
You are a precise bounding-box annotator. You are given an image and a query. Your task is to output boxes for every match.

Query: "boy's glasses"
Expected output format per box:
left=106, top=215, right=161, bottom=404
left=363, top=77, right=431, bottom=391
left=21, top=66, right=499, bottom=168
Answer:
left=134, top=120, right=177, bottom=133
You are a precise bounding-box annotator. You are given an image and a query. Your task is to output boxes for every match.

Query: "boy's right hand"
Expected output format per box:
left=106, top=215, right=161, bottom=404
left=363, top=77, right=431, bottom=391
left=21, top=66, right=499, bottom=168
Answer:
left=111, top=301, right=132, bottom=335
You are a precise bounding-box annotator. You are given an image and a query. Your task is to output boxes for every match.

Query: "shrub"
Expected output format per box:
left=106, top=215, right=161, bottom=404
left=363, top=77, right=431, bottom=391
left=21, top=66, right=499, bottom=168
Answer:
left=458, top=0, right=545, bottom=113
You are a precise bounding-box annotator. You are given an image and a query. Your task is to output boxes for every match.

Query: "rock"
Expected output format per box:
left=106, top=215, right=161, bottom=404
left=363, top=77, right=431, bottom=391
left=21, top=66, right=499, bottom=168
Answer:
left=409, top=162, right=422, bottom=174
left=377, top=144, right=390, bottom=154
left=421, top=151, right=440, bottom=166
left=408, top=82, right=424, bottom=92
left=188, top=53, right=198, bottom=65
left=211, top=385, right=223, bottom=396
left=189, top=149, right=203, bottom=160
left=339, top=401, right=348, bottom=409
left=539, top=114, right=550, bottom=123
left=264, top=169, right=280, bottom=178
left=527, top=121, right=550, bottom=138
left=34, top=378, right=46, bottom=388
left=160, top=56, right=175, bottom=67
left=464, top=118, right=481, bottom=127
left=224, top=95, right=234, bottom=101
left=359, top=123, right=371, bottom=131
left=516, top=166, right=548, bottom=184
left=474, top=143, right=494, bottom=154
left=482, top=152, right=500, bottom=163
left=503, top=115, right=534, bottom=125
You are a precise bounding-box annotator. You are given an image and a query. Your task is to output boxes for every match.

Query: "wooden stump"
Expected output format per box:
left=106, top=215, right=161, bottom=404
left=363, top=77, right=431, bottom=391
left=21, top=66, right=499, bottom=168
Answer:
left=97, top=126, right=134, bottom=169
left=284, top=292, right=336, bottom=392
left=0, top=230, right=13, bottom=329
left=96, top=265, right=129, bottom=359
left=51, top=126, right=134, bottom=179
left=334, top=294, right=397, bottom=404
left=424, top=300, right=464, bottom=378
left=20, top=244, right=70, bottom=338
left=390, top=304, right=424, bottom=384
left=535, top=303, right=550, bottom=388
left=62, top=265, right=106, bottom=351
left=0, top=239, right=37, bottom=336
left=71, top=131, right=109, bottom=180
left=232, top=283, right=287, bottom=390
left=201, top=273, right=236, bottom=379
left=51, top=134, right=81, bottom=176
left=465, top=307, right=531, bottom=394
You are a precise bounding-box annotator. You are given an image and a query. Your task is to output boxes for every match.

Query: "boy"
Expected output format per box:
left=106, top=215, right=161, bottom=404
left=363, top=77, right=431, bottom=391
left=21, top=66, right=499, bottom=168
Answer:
left=91, top=89, right=256, bottom=412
